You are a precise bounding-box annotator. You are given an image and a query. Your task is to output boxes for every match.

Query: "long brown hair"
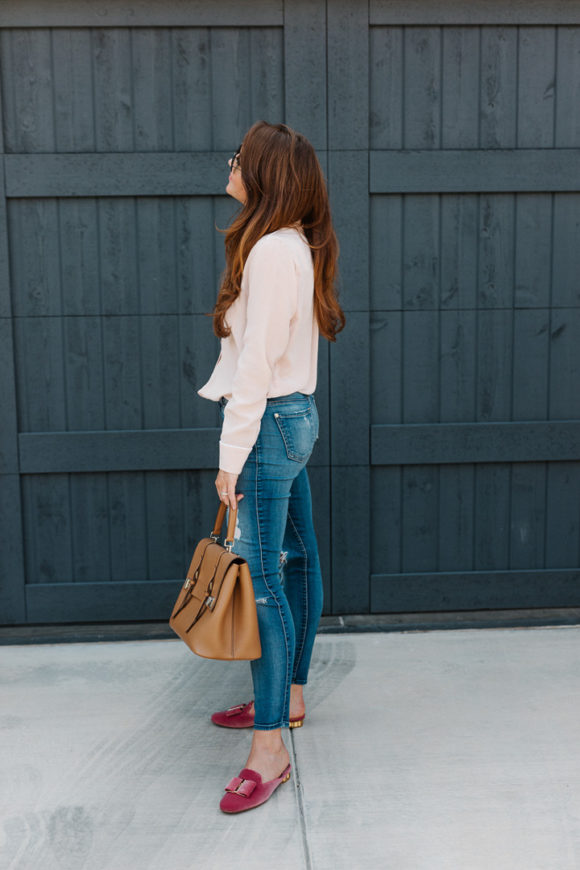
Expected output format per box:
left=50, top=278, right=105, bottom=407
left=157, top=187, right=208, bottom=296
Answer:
left=211, top=121, right=345, bottom=342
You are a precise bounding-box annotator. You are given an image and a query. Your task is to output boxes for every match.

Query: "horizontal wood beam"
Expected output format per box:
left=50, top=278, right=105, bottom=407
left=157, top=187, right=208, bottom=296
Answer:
left=371, top=569, right=580, bottom=612
left=371, top=0, right=580, bottom=25
left=5, top=153, right=233, bottom=198
left=5, top=152, right=329, bottom=197
left=0, top=0, right=282, bottom=27
left=371, top=421, right=580, bottom=465
left=19, top=428, right=326, bottom=473
left=371, top=149, right=580, bottom=193
left=25, top=580, right=183, bottom=623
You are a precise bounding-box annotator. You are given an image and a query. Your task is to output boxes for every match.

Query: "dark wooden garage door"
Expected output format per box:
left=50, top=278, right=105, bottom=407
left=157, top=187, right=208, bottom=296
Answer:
left=0, top=0, right=579, bottom=625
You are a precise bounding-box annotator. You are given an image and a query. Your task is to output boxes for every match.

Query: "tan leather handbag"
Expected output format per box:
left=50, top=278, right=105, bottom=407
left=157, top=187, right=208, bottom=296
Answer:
left=169, top=501, right=261, bottom=661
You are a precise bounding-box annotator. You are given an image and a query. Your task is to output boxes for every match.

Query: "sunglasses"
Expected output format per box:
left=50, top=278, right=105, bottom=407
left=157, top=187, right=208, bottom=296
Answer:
left=229, top=145, right=242, bottom=172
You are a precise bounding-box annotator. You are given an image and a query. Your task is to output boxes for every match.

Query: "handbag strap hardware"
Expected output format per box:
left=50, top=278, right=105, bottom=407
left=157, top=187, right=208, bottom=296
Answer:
left=224, top=539, right=234, bottom=552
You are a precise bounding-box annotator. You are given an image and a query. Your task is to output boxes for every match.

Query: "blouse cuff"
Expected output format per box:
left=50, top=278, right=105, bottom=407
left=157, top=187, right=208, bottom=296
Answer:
left=219, top=440, right=252, bottom=475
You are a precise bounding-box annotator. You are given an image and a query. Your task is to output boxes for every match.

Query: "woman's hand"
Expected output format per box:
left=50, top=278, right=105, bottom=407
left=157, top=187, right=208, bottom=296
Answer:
left=215, top=469, right=244, bottom=513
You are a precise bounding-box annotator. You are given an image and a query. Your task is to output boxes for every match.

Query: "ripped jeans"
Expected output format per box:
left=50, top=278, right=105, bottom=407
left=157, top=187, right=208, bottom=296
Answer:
left=218, top=391, right=323, bottom=730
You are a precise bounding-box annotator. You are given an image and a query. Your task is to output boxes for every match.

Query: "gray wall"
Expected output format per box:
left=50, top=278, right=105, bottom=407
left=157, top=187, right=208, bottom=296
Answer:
left=1, top=0, right=579, bottom=625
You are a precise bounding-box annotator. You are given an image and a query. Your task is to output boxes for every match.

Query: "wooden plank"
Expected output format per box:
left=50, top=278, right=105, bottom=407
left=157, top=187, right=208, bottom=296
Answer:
left=98, top=202, right=138, bottom=315
left=370, top=25, right=403, bottom=150
left=146, top=473, right=185, bottom=580
left=371, top=421, right=580, bottom=466
left=440, top=195, right=478, bottom=309
left=401, top=465, right=438, bottom=572
left=249, top=28, right=284, bottom=129
left=108, top=471, right=148, bottom=581
left=474, top=463, right=511, bottom=569
left=403, top=27, right=441, bottom=149
left=371, top=1, right=580, bottom=25
left=438, top=465, right=476, bottom=571
left=284, top=0, right=327, bottom=149
left=480, top=27, right=518, bottom=149
left=517, top=27, right=556, bottom=148
left=62, top=317, right=105, bottom=430
left=175, top=198, right=216, bottom=314
left=5, top=153, right=256, bottom=196
left=441, top=27, right=480, bottom=148
left=141, top=315, right=181, bottom=429
left=0, top=163, right=11, bottom=317
left=0, top=29, right=55, bottom=153
left=0, top=0, right=283, bottom=27
left=0, top=475, right=26, bottom=623
left=513, top=310, right=550, bottom=421
left=69, top=473, right=111, bottom=583
left=59, top=199, right=100, bottom=316
left=332, top=466, right=370, bottom=614
left=327, top=0, right=368, bottom=149
left=18, top=427, right=330, bottom=473
left=172, top=29, right=212, bottom=151
left=371, top=569, right=580, bottom=612
left=545, top=462, right=580, bottom=568
left=370, top=312, right=401, bottom=424
left=14, top=317, right=67, bottom=432
left=402, top=310, right=439, bottom=422
left=330, top=312, right=370, bottom=466
left=370, top=150, right=580, bottom=193
left=556, top=27, right=580, bottom=147
left=476, top=309, right=513, bottom=422
left=440, top=309, right=477, bottom=422
left=370, top=195, right=402, bottom=310
left=25, top=579, right=185, bottom=622
left=9, top=150, right=578, bottom=199
left=402, top=196, right=440, bottom=309
left=549, top=309, right=580, bottom=420
left=132, top=28, right=173, bottom=152
left=478, top=195, right=515, bottom=308
left=328, top=151, right=369, bottom=312
left=8, top=199, right=61, bottom=317
left=136, top=198, right=178, bottom=314
left=52, top=29, right=95, bottom=152
left=21, top=474, right=74, bottom=586
left=552, top=194, right=580, bottom=308
left=510, top=462, right=547, bottom=570
left=371, top=466, right=402, bottom=574
left=0, top=320, right=22, bottom=474
left=514, top=194, right=552, bottom=308
left=209, top=28, right=252, bottom=151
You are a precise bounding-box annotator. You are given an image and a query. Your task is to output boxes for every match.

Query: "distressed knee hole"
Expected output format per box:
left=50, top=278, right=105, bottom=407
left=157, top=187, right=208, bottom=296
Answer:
left=255, top=595, right=276, bottom=607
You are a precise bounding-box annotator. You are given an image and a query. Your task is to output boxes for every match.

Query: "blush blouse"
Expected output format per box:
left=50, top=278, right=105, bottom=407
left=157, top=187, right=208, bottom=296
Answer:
left=197, top=226, right=318, bottom=474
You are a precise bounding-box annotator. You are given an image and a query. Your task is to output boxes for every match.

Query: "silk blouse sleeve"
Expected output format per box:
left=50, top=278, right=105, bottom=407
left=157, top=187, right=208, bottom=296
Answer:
left=218, top=235, right=298, bottom=474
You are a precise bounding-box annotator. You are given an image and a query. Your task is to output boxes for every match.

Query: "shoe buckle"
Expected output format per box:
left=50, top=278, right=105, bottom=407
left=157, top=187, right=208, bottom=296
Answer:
left=226, top=703, right=247, bottom=716
left=225, top=776, right=256, bottom=798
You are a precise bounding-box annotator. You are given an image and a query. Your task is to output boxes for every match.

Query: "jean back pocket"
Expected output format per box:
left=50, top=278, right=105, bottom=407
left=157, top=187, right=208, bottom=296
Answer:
left=273, top=406, right=318, bottom=463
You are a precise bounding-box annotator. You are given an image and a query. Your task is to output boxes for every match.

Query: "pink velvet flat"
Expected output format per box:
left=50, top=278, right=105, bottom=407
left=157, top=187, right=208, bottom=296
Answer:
left=220, top=764, right=292, bottom=814
left=211, top=701, right=305, bottom=729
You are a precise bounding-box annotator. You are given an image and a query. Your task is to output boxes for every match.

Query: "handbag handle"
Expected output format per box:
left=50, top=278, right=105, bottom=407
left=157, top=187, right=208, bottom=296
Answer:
left=211, top=501, right=237, bottom=551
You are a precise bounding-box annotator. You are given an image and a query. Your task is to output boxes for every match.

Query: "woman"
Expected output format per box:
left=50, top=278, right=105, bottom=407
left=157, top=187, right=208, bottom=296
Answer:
left=197, top=121, right=345, bottom=813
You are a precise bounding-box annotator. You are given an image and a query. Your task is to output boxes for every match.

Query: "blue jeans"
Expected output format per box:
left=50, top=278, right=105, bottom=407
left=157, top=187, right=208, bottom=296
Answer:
left=218, top=391, right=323, bottom=730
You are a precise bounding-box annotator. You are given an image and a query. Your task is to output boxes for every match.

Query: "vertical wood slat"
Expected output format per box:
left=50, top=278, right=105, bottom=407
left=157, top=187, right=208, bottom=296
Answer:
left=441, top=27, right=480, bottom=148
left=556, top=27, right=580, bottom=147
left=552, top=194, right=580, bottom=308
left=284, top=0, right=327, bottom=149
left=0, top=475, right=26, bottom=621
left=52, top=29, right=95, bottom=152
left=403, top=27, right=441, bottom=149
left=517, top=27, right=556, bottom=147
left=327, top=0, right=368, bottom=149
left=370, top=26, right=403, bottom=150
left=480, top=27, right=518, bottom=148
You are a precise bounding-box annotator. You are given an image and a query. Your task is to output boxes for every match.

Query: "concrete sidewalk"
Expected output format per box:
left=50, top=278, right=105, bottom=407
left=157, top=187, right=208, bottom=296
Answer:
left=1, top=626, right=579, bottom=870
